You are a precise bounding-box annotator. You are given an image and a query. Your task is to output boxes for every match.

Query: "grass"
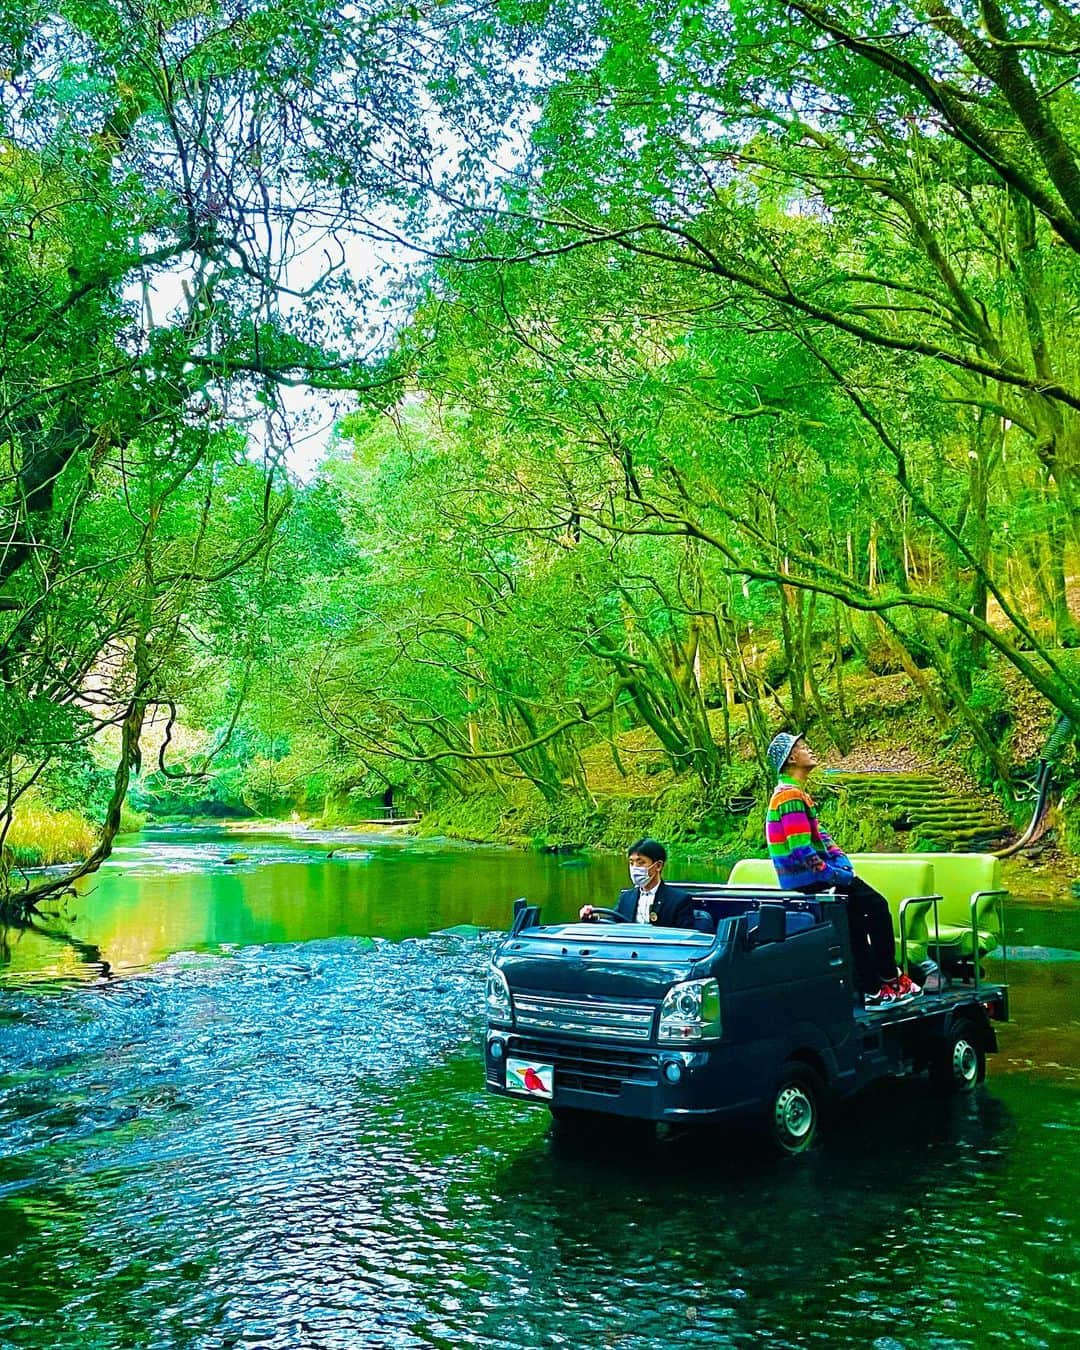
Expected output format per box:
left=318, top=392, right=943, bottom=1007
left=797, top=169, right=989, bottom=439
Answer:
left=4, top=795, right=99, bottom=868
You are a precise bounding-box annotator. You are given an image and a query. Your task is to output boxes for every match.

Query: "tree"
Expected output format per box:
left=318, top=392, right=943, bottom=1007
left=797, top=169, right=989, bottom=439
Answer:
left=0, top=0, right=539, bottom=911
left=423, top=0, right=1080, bottom=717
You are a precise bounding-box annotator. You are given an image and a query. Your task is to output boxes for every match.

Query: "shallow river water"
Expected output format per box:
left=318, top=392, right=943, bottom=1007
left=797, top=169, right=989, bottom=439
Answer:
left=0, top=829, right=1077, bottom=1349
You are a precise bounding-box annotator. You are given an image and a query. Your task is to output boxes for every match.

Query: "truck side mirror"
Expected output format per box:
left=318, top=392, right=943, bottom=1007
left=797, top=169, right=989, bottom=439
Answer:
left=751, top=904, right=788, bottom=946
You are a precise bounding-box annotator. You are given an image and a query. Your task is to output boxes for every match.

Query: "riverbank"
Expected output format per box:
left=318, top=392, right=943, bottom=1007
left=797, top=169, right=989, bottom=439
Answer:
left=140, top=747, right=1069, bottom=865
left=409, top=759, right=1029, bottom=861
left=4, top=796, right=99, bottom=869
left=14, top=668, right=1077, bottom=869
left=215, top=818, right=420, bottom=838
left=410, top=781, right=752, bottom=859
left=412, top=667, right=1078, bottom=859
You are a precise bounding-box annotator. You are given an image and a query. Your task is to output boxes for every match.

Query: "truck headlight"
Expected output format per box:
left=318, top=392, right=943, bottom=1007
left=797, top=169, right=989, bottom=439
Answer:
left=658, top=978, right=721, bottom=1044
left=486, top=965, right=513, bottom=1026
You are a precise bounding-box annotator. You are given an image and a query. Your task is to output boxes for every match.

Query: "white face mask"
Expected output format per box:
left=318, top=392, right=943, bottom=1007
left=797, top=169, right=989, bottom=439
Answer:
left=629, top=864, right=653, bottom=888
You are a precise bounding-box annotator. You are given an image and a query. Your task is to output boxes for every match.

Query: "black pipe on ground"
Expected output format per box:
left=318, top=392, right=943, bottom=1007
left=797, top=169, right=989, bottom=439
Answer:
left=996, top=715, right=1073, bottom=858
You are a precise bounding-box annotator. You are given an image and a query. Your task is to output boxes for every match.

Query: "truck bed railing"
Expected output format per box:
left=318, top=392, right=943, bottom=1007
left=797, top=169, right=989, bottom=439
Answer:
left=681, top=883, right=844, bottom=904
left=972, top=889, right=1008, bottom=995
left=898, top=893, right=942, bottom=974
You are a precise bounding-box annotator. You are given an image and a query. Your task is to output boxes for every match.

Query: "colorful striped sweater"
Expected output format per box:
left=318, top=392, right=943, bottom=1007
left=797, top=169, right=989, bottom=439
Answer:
left=766, top=775, right=854, bottom=890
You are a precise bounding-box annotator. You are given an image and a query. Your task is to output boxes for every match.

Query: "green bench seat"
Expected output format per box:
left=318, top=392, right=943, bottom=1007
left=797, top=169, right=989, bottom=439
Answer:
left=865, top=852, right=1005, bottom=960
left=726, top=858, right=785, bottom=889
left=726, top=857, right=937, bottom=965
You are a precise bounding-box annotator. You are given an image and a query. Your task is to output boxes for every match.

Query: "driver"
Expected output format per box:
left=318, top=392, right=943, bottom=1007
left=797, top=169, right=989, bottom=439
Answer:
left=579, top=839, right=696, bottom=928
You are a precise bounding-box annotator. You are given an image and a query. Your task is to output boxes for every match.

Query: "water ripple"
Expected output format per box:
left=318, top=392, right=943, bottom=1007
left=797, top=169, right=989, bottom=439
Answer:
left=0, top=933, right=1077, bottom=1349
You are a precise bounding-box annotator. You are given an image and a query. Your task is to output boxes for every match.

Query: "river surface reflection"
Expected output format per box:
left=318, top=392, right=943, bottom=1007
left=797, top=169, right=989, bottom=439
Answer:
left=0, top=830, right=1077, bottom=1348
left=0, top=829, right=629, bottom=982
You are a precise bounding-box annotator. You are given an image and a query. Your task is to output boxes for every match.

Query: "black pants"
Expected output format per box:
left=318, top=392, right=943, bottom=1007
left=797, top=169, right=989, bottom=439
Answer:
left=804, top=876, right=898, bottom=994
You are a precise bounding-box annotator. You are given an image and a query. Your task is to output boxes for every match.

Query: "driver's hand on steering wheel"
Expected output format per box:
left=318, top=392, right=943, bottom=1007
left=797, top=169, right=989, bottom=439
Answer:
left=579, top=904, right=597, bottom=921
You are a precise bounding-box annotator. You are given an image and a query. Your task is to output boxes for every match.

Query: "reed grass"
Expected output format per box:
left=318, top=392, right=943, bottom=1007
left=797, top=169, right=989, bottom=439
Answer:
left=5, top=796, right=98, bottom=868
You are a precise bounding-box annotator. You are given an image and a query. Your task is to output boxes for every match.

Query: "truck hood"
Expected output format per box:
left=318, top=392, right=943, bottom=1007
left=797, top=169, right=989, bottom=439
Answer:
left=494, top=922, right=718, bottom=1003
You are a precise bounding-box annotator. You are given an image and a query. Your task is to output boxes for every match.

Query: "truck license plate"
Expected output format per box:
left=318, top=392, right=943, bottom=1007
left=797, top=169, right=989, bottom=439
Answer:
left=506, top=1057, right=554, bottom=1099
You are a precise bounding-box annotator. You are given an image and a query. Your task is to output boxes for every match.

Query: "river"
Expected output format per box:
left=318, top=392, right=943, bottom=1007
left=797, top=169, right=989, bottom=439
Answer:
left=0, top=828, right=1077, bottom=1349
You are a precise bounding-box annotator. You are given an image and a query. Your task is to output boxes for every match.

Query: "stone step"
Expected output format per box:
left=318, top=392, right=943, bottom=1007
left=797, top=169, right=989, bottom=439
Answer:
left=821, top=771, right=1011, bottom=851
left=899, top=806, right=1001, bottom=821
left=828, top=774, right=941, bottom=786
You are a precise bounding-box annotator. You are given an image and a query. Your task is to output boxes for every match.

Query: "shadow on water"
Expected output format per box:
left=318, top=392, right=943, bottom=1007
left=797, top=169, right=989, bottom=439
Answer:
left=479, top=1081, right=1075, bottom=1349
left=360, top=1037, right=1075, bottom=1350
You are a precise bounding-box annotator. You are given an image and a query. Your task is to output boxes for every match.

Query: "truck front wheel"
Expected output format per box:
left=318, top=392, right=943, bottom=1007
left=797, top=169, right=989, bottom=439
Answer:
left=770, top=1063, right=825, bottom=1156
left=930, top=1023, right=986, bottom=1095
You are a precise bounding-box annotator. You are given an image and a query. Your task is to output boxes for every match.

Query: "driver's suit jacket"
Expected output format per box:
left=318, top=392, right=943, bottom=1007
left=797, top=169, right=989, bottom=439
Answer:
left=614, top=880, right=696, bottom=929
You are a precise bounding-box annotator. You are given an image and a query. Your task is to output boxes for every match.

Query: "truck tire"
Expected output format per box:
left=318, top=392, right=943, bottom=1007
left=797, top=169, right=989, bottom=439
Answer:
left=929, top=1022, right=986, bottom=1096
left=769, top=1062, right=825, bottom=1156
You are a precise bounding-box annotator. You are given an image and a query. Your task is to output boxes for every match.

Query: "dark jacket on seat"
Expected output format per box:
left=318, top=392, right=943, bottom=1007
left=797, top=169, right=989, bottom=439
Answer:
left=615, top=880, right=696, bottom=929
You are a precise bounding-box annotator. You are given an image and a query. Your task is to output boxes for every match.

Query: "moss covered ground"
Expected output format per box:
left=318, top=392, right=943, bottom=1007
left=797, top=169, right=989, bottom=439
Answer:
left=419, top=664, right=1077, bottom=859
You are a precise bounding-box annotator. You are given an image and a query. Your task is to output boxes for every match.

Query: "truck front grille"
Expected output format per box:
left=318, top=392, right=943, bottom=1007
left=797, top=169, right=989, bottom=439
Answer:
left=512, top=993, right=655, bottom=1042
left=510, top=1036, right=659, bottom=1096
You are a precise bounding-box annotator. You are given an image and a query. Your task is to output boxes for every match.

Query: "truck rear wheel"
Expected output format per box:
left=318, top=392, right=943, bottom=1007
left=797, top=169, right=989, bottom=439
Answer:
left=769, top=1062, right=825, bottom=1156
left=930, top=1023, right=986, bottom=1095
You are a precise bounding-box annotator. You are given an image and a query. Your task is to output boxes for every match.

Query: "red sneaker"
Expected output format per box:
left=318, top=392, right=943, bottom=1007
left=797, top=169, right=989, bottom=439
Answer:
left=865, top=984, right=896, bottom=1006
left=892, top=973, right=923, bottom=999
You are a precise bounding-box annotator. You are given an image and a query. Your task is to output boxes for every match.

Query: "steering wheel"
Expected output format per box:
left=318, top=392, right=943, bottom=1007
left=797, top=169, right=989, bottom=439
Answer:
left=583, top=907, right=631, bottom=924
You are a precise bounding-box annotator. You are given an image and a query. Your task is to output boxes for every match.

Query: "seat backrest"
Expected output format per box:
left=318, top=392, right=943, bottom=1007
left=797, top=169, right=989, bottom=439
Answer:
left=866, top=852, right=1003, bottom=931
left=837, top=855, right=937, bottom=937
left=727, top=858, right=780, bottom=888
left=729, top=854, right=934, bottom=925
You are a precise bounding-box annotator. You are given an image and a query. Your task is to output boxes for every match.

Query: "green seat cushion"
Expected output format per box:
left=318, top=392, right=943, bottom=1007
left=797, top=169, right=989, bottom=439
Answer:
left=926, top=924, right=998, bottom=958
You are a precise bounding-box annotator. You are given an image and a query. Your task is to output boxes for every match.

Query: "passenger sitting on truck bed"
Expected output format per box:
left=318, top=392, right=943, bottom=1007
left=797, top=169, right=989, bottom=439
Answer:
left=580, top=838, right=696, bottom=928
left=765, top=733, right=921, bottom=1006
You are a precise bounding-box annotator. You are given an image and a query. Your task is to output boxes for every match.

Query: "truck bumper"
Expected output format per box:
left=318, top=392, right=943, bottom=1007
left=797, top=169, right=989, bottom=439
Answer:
left=485, top=1030, right=764, bottom=1125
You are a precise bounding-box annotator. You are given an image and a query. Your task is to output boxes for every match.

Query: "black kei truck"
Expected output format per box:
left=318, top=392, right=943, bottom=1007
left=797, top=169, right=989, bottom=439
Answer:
left=483, top=854, right=1010, bottom=1155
